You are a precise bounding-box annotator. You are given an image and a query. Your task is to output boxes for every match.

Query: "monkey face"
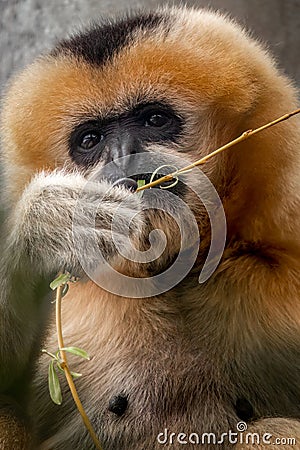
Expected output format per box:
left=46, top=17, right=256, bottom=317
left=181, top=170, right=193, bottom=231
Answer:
left=1, top=8, right=268, bottom=201
left=68, top=100, right=188, bottom=199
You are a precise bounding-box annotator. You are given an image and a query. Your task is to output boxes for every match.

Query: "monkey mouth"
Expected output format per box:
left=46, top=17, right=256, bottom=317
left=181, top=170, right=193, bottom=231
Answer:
left=129, top=173, right=186, bottom=196
left=104, top=171, right=187, bottom=196
left=130, top=172, right=174, bottom=186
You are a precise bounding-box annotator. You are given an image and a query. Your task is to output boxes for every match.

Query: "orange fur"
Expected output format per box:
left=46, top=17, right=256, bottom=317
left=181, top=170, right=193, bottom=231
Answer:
left=1, top=6, right=300, bottom=449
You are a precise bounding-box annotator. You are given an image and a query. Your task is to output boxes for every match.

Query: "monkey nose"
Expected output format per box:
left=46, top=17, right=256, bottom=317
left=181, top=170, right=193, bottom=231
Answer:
left=112, top=177, right=138, bottom=193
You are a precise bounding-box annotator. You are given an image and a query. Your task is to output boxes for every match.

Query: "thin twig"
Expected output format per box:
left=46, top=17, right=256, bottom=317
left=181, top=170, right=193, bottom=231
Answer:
left=55, top=285, right=103, bottom=450
left=136, top=108, right=300, bottom=192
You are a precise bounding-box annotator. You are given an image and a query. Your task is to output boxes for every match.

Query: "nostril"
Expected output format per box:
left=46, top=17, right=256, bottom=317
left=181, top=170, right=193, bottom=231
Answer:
left=112, top=177, right=138, bottom=193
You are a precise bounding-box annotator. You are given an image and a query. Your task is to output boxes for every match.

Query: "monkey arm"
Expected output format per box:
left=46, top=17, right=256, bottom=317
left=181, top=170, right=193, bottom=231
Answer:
left=7, top=170, right=143, bottom=274
left=0, top=169, right=143, bottom=396
left=0, top=259, right=50, bottom=397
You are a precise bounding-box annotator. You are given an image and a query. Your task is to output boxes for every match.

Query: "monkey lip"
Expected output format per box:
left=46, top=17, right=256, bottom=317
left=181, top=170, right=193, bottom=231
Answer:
left=112, top=177, right=138, bottom=192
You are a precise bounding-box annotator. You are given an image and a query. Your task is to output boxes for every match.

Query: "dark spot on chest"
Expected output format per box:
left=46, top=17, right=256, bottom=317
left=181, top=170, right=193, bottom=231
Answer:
left=108, top=394, right=128, bottom=417
left=235, top=398, right=254, bottom=422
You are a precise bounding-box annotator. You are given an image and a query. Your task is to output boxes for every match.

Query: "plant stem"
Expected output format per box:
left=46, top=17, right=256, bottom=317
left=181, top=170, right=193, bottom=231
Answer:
left=136, top=108, right=300, bottom=192
left=55, top=285, right=103, bottom=450
left=41, top=349, right=57, bottom=359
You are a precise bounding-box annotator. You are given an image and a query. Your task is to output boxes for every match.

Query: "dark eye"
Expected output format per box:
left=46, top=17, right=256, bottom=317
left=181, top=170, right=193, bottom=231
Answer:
left=144, top=113, right=170, bottom=128
left=79, top=132, right=103, bottom=150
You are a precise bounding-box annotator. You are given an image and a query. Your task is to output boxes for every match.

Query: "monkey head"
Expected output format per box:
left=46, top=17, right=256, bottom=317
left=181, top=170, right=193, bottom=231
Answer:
left=1, top=7, right=299, bottom=277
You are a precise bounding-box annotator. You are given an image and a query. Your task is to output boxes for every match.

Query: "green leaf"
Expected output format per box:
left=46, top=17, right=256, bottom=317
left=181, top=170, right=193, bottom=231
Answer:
left=137, top=179, right=145, bottom=198
left=137, top=179, right=146, bottom=189
left=50, top=273, right=71, bottom=290
left=70, top=371, right=83, bottom=379
left=60, top=347, right=90, bottom=360
left=48, top=360, right=62, bottom=405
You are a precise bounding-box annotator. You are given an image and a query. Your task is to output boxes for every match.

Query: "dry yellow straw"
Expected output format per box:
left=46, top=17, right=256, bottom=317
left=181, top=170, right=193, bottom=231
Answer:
left=136, top=108, right=300, bottom=192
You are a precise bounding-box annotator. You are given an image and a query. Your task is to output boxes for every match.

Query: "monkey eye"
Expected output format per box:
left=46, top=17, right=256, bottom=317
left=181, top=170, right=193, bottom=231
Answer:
left=144, top=113, right=171, bottom=128
left=79, top=132, right=103, bottom=150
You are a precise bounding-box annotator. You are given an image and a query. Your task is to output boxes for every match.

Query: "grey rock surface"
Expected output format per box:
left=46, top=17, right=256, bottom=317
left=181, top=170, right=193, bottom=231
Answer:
left=0, top=0, right=300, bottom=96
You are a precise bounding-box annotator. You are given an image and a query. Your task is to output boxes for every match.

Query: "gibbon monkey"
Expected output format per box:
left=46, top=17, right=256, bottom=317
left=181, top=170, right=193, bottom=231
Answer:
left=0, top=5, right=300, bottom=450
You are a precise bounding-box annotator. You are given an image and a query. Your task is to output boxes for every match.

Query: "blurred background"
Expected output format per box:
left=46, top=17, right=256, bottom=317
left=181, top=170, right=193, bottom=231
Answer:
left=1, top=0, right=300, bottom=96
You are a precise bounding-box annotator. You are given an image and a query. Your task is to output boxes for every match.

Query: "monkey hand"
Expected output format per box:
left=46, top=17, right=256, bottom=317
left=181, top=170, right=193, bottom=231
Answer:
left=8, top=170, right=143, bottom=278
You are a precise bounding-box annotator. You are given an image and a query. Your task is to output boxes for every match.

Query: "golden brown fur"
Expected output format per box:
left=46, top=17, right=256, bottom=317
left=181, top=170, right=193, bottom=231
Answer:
left=0, top=5, right=300, bottom=449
